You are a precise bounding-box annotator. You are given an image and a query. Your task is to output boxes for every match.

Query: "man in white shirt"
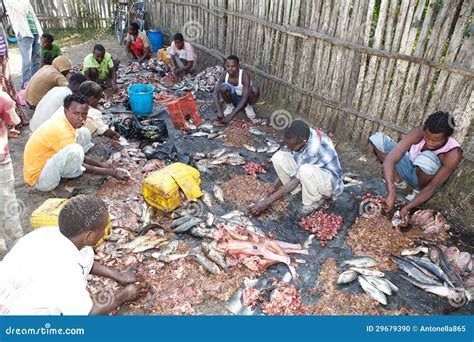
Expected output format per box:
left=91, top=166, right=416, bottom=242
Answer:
left=166, top=33, right=197, bottom=76
left=30, top=73, right=86, bottom=132
left=0, top=195, right=147, bottom=315
left=3, top=0, right=42, bottom=88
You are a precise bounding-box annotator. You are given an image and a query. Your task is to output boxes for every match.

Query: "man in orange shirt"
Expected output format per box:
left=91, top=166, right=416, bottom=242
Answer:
left=24, top=94, right=129, bottom=197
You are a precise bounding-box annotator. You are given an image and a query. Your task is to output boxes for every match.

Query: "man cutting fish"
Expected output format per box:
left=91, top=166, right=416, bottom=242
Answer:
left=250, top=120, right=344, bottom=216
left=213, top=55, right=260, bottom=123
left=0, top=195, right=147, bottom=315
left=369, top=111, right=463, bottom=222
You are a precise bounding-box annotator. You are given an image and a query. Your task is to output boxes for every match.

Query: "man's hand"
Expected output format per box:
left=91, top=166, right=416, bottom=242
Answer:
left=119, top=283, right=148, bottom=303
left=249, top=199, right=270, bottom=216
left=115, top=269, right=138, bottom=287
left=399, top=206, right=410, bottom=222
left=114, top=168, right=130, bottom=181
left=384, top=192, right=396, bottom=212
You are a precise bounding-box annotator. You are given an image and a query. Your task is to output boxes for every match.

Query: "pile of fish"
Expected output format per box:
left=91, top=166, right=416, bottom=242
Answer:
left=184, top=65, right=224, bottom=92
left=299, top=209, right=344, bottom=247
left=195, top=147, right=246, bottom=173
left=242, top=162, right=266, bottom=176
left=395, top=244, right=472, bottom=305
left=217, top=225, right=308, bottom=278
left=337, top=256, right=398, bottom=305
left=410, top=209, right=450, bottom=235
left=188, top=123, right=225, bottom=139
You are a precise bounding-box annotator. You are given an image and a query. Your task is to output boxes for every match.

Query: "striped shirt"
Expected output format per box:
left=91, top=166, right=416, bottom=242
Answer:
left=27, top=11, right=38, bottom=35
left=289, top=128, right=344, bottom=197
left=0, top=34, right=6, bottom=56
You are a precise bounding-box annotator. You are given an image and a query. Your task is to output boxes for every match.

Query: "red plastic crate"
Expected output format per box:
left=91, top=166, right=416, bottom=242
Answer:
left=166, top=93, right=202, bottom=130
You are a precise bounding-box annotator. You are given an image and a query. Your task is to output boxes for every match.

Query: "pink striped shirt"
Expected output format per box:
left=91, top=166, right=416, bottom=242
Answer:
left=409, top=137, right=460, bottom=162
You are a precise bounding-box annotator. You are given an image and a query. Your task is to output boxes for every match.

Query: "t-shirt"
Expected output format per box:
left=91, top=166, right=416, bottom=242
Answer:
left=169, top=41, right=196, bottom=63
left=125, top=31, right=151, bottom=49
left=24, top=113, right=78, bottom=186
left=30, top=87, right=72, bottom=132
left=40, top=43, right=62, bottom=60
left=0, top=91, right=20, bottom=164
left=0, top=34, right=7, bottom=56
left=24, top=65, right=69, bottom=106
left=52, top=105, right=108, bottom=136
left=83, top=52, right=114, bottom=80
left=0, top=226, right=94, bottom=315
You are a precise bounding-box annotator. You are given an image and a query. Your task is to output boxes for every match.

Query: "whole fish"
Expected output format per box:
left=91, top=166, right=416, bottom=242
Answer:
left=221, top=210, right=245, bottom=220
left=173, top=218, right=203, bottom=233
left=249, top=127, right=264, bottom=135
left=350, top=267, right=385, bottom=278
left=398, top=274, right=463, bottom=299
left=384, top=278, right=400, bottom=293
left=171, top=216, right=193, bottom=229
left=243, top=144, right=257, bottom=152
left=358, top=276, right=387, bottom=305
left=199, top=123, right=214, bottom=132
left=337, top=270, right=358, bottom=284
left=201, top=191, right=213, bottom=208
left=160, top=240, right=179, bottom=255
left=208, top=148, right=226, bottom=159
left=427, top=245, right=464, bottom=288
left=266, top=143, right=280, bottom=154
left=365, top=276, right=393, bottom=296
left=227, top=155, right=246, bottom=165
left=191, top=131, right=209, bottom=137
left=213, top=184, right=225, bottom=203
left=194, top=253, right=221, bottom=275
left=390, top=256, right=441, bottom=286
left=344, top=256, right=378, bottom=268
left=400, top=245, right=429, bottom=256
left=405, top=255, right=454, bottom=288
left=210, top=155, right=228, bottom=165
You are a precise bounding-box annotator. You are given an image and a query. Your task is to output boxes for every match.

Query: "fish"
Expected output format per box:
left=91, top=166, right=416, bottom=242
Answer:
left=170, top=216, right=193, bottom=229
left=221, top=210, right=245, bottom=220
left=384, top=278, right=400, bottom=293
left=210, top=155, right=228, bottom=165
left=189, top=227, right=213, bottom=238
left=337, top=270, right=358, bottom=284
left=173, top=218, right=203, bottom=233
left=206, top=212, right=215, bottom=227
left=358, top=276, right=387, bottom=305
left=208, top=148, right=226, bottom=159
left=256, top=147, right=268, bottom=153
left=365, top=276, right=393, bottom=296
left=194, top=253, right=221, bottom=275
left=249, top=127, right=264, bottom=135
left=187, top=123, right=197, bottom=130
left=201, top=191, right=213, bottom=208
left=400, top=245, right=429, bottom=256
left=199, top=123, right=214, bottom=132
left=213, top=184, right=225, bottom=203
left=227, top=155, right=246, bottom=165
left=202, top=243, right=228, bottom=272
left=427, top=245, right=464, bottom=288
left=266, top=143, right=280, bottom=154
left=390, top=256, right=442, bottom=286
left=160, top=240, right=179, bottom=255
left=405, top=255, right=454, bottom=288
left=343, top=256, right=378, bottom=268
left=120, top=236, right=167, bottom=253
left=350, top=267, right=385, bottom=278
left=243, top=144, right=257, bottom=152
left=207, top=132, right=223, bottom=140
left=151, top=252, right=189, bottom=262
left=397, top=274, right=462, bottom=298
left=191, top=131, right=209, bottom=137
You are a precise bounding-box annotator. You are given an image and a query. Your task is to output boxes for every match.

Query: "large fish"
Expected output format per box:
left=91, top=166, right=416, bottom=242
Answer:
left=398, top=274, right=465, bottom=300
left=400, top=245, right=429, bottom=256
left=358, top=276, right=387, bottom=305
left=350, top=267, right=385, bottom=278
left=390, top=256, right=441, bottom=286
left=405, top=255, right=454, bottom=288
left=427, top=245, right=464, bottom=288
left=343, top=256, right=378, bottom=268
left=337, top=270, right=358, bottom=284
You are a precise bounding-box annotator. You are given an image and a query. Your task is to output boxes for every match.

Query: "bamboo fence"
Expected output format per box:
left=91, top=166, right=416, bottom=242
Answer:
left=145, top=0, right=473, bottom=161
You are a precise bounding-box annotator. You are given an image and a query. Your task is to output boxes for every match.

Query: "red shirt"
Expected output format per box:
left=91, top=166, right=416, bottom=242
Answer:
left=0, top=90, right=20, bottom=164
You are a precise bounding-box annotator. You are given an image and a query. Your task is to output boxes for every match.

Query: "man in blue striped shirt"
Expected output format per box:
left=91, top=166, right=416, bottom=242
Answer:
left=250, top=120, right=344, bottom=216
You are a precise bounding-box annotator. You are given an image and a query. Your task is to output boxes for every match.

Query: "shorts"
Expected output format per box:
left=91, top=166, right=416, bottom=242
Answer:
left=221, top=82, right=242, bottom=106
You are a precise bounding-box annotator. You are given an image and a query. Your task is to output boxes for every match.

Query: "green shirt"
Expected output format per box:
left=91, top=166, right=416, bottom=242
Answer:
left=27, top=11, right=38, bottom=35
left=83, top=52, right=114, bottom=80
left=40, top=43, right=62, bottom=59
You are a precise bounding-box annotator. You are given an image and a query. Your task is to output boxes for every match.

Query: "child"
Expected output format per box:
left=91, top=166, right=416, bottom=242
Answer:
left=40, top=33, right=62, bottom=65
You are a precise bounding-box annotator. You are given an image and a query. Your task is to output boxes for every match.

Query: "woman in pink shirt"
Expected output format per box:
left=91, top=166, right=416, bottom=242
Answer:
left=369, top=111, right=462, bottom=221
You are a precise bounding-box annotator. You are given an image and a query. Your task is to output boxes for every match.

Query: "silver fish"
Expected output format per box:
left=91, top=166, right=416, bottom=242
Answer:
left=249, top=127, right=264, bottom=135
left=344, top=257, right=378, bottom=268
left=350, top=267, right=385, bottom=277
left=201, top=191, right=213, bottom=208
left=384, top=278, right=400, bottom=293
left=199, top=123, right=214, bottom=132
left=365, top=276, right=393, bottom=296
left=208, top=148, right=226, bottom=159
left=398, top=274, right=463, bottom=299
left=257, top=147, right=268, bottom=153
left=266, top=143, right=280, bottom=154
left=221, top=210, right=245, bottom=220
left=227, top=156, right=246, bottom=165
left=390, top=256, right=441, bottom=286
left=187, top=123, right=197, bottom=130
left=191, top=131, right=209, bottom=137
left=173, top=218, right=202, bottom=233
left=400, top=245, right=429, bottom=256
left=194, top=253, right=221, bottom=275
left=207, top=132, right=223, bottom=140
left=405, top=255, right=454, bottom=288
left=213, top=184, right=225, bottom=203
left=337, top=270, right=358, bottom=284
left=358, top=276, right=387, bottom=305
left=210, top=155, right=228, bottom=165
left=243, top=144, right=257, bottom=152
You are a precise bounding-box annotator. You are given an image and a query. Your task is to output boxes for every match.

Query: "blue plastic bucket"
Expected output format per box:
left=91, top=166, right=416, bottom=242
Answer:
left=147, top=30, right=163, bottom=53
left=128, top=84, right=155, bottom=116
